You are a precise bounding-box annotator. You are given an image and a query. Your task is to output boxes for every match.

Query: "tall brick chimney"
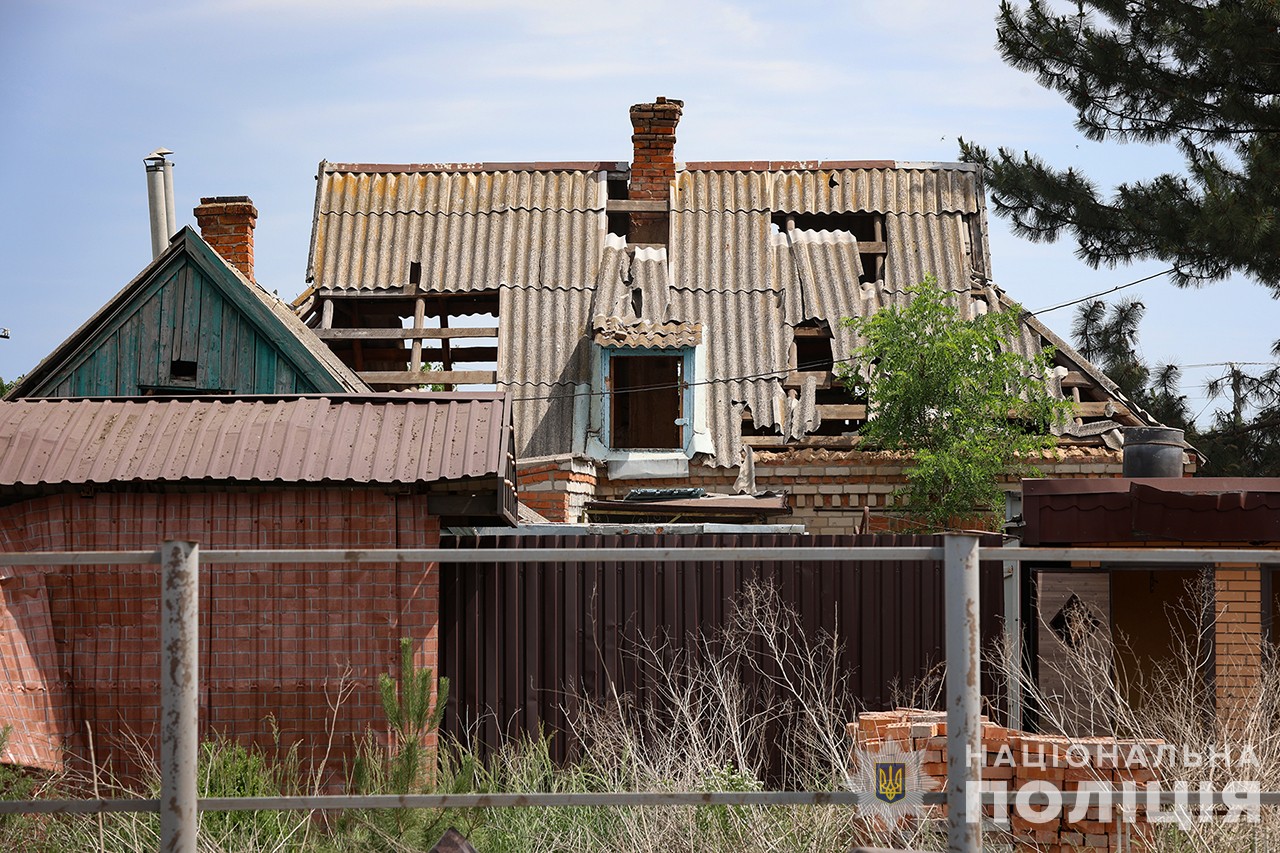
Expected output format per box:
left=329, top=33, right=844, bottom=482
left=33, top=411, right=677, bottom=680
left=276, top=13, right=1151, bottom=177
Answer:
left=194, top=196, right=257, bottom=282
left=629, top=97, right=682, bottom=245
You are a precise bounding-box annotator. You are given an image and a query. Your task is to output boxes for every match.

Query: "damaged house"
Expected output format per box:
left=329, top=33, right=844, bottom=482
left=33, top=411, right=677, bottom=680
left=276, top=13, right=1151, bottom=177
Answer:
left=296, top=98, right=1173, bottom=531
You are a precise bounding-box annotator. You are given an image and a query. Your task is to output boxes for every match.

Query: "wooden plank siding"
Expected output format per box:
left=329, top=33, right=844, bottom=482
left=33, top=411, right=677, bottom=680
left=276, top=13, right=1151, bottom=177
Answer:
left=21, top=254, right=334, bottom=397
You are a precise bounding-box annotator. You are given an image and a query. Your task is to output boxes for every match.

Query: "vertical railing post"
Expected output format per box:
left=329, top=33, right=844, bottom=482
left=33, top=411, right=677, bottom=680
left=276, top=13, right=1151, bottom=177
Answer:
left=160, top=541, right=199, bottom=853
left=945, top=534, right=982, bottom=853
left=1003, top=491, right=1024, bottom=730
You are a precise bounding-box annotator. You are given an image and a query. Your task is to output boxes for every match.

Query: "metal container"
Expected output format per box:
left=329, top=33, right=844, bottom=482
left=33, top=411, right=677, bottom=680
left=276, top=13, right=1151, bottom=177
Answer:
left=1122, top=426, right=1186, bottom=477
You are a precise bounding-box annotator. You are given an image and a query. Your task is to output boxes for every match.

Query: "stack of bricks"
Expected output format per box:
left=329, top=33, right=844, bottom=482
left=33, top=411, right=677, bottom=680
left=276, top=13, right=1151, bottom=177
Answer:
left=851, top=709, right=1161, bottom=852
left=193, top=195, right=257, bottom=282
left=628, top=97, right=682, bottom=245
left=517, top=455, right=599, bottom=523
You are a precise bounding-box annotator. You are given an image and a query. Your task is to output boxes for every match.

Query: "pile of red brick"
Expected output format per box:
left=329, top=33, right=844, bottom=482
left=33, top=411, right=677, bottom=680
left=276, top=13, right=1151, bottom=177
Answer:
left=850, top=709, right=1162, bottom=852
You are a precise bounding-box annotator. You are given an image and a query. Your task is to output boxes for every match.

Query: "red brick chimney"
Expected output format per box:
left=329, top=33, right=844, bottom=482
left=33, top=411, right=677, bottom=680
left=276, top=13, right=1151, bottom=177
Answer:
left=629, top=97, right=682, bottom=244
left=193, top=196, right=257, bottom=282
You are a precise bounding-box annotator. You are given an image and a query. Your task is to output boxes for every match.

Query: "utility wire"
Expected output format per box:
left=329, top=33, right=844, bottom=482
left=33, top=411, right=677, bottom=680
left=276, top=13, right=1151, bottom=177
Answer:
left=511, top=357, right=859, bottom=403
left=1029, top=268, right=1175, bottom=316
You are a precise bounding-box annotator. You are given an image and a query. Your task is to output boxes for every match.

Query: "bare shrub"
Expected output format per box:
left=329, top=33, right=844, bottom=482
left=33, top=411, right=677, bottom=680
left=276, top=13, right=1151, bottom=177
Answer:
left=994, top=570, right=1280, bottom=853
left=459, top=580, right=945, bottom=853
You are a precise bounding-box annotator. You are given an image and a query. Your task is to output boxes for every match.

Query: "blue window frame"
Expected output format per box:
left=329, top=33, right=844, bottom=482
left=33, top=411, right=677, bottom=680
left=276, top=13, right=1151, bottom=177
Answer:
left=601, top=347, right=694, bottom=451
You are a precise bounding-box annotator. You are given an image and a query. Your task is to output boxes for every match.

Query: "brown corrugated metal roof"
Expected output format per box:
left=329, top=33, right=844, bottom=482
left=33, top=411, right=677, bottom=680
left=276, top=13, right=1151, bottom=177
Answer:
left=0, top=394, right=513, bottom=488
left=1021, top=478, right=1280, bottom=545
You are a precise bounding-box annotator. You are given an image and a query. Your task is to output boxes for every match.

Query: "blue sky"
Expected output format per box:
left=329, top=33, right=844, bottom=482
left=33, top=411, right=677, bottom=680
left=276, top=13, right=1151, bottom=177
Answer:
left=2, top=0, right=1275, bottom=421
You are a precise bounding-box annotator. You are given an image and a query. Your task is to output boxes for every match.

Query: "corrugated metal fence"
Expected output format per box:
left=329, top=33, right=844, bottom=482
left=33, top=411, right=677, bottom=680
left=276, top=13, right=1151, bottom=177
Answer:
left=440, top=533, right=1005, bottom=767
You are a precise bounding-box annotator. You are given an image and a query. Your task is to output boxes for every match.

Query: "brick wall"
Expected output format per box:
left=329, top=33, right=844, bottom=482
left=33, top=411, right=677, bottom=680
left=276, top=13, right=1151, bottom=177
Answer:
left=1214, top=565, right=1264, bottom=725
left=569, top=447, right=1123, bottom=534
left=0, top=488, right=439, bottom=785
left=517, top=455, right=599, bottom=523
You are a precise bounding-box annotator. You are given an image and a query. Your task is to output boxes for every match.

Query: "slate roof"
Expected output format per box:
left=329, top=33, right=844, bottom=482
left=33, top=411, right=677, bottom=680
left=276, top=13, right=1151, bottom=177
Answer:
left=305, top=159, right=1150, bottom=466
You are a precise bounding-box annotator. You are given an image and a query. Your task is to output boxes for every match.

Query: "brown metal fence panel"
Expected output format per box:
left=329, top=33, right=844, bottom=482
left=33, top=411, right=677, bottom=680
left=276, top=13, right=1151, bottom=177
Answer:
left=440, top=533, right=1004, bottom=766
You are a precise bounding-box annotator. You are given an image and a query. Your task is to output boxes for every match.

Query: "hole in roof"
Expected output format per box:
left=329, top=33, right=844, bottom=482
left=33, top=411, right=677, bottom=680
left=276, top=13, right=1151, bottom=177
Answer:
left=770, top=211, right=881, bottom=241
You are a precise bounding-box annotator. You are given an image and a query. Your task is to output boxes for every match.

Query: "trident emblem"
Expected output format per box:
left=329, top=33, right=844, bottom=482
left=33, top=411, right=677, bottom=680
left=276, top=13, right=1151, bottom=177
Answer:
left=875, top=761, right=906, bottom=803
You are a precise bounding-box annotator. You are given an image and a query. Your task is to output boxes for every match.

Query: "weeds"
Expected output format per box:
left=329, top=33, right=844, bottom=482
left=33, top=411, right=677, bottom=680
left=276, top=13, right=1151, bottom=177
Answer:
left=1001, top=570, right=1280, bottom=853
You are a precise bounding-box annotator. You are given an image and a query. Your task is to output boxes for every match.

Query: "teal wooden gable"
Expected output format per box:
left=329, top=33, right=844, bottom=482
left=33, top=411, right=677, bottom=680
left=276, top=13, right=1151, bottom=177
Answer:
left=9, top=228, right=366, bottom=399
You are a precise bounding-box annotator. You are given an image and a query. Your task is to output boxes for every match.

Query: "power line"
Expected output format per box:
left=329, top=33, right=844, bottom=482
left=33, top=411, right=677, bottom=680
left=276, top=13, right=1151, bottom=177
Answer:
left=1029, top=268, right=1175, bottom=316
left=511, top=357, right=860, bottom=403
left=1180, top=361, right=1276, bottom=369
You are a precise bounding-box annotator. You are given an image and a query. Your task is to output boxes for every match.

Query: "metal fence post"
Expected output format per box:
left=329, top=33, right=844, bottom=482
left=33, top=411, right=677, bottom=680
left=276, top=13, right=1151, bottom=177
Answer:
left=1003, top=491, right=1024, bottom=731
left=945, top=534, right=982, bottom=853
left=160, top=541, right=199, bottom=853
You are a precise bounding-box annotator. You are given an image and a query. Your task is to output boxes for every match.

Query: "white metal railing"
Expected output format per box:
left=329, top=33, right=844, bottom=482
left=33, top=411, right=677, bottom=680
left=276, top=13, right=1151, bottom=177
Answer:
left=0, top=540, right=1277, bottom=853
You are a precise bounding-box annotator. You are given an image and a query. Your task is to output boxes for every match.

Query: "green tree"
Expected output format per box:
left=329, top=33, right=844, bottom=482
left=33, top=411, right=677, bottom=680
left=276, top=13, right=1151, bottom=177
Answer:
left=841, top=276, right=1072, bottom=529
left=960, top=0, right=1280, bottom=293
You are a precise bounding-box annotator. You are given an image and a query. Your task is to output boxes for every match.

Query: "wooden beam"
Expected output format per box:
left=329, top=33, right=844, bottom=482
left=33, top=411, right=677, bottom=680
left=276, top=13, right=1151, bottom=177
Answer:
left=856, top=241, right=887, bottom=254
left=1074, top=400, right=1132, bottom=419
left=409, top=297, right=425, bottom=373
left=361, top=370, right=497, bottom=385
left=606, top=199, right=668, bottom=212
left=741, top=403, right=867, bottom=421
left=817, top=404, right=867, bottom=420
left=783, top=370, right=833, bottom=390
left=419, top=346, right=498, bottom=363
left=1060, top=371, right=1092, bottom=389
left=791, top=326, right=832, bottom=338
left=315, top=327, right=498, bottom=341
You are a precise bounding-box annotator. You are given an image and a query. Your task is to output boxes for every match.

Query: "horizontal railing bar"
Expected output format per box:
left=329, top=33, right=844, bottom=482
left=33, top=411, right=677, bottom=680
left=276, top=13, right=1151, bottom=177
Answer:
left=0, top=550, right=160, bottom=566
left=199, top=547, right=947, bottom=564
left=2, top=547, right=1277, bottom=568
left=0, top=798, right=160, bottom=815
left=5, top=790, right=1280, bottom=815
left=987, top=547, right=1280, bottom=564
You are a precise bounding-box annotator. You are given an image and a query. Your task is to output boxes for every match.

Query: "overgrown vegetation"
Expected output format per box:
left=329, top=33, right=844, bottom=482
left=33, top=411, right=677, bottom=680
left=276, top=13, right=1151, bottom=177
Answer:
left=8, top=580, right=1280, bottom=852
left=0, top=589, right=936, bottom=853
left=840, top=275, right=1072, bottom=529
left=1001, top=572, right=1280, bottom=852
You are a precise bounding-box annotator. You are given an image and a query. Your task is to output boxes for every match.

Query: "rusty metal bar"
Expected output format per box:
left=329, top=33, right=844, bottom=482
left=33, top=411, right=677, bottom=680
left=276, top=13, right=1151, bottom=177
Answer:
left=160, top=541, right=199, bottom=853
left=945, top=534, right=982, bottom=853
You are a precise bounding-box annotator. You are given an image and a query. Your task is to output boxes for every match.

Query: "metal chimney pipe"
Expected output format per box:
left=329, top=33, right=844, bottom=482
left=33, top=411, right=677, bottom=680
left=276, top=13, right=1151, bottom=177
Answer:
left=162, top=158, right=177, bottom=238
left=144, top=148, right=174, bottom=259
